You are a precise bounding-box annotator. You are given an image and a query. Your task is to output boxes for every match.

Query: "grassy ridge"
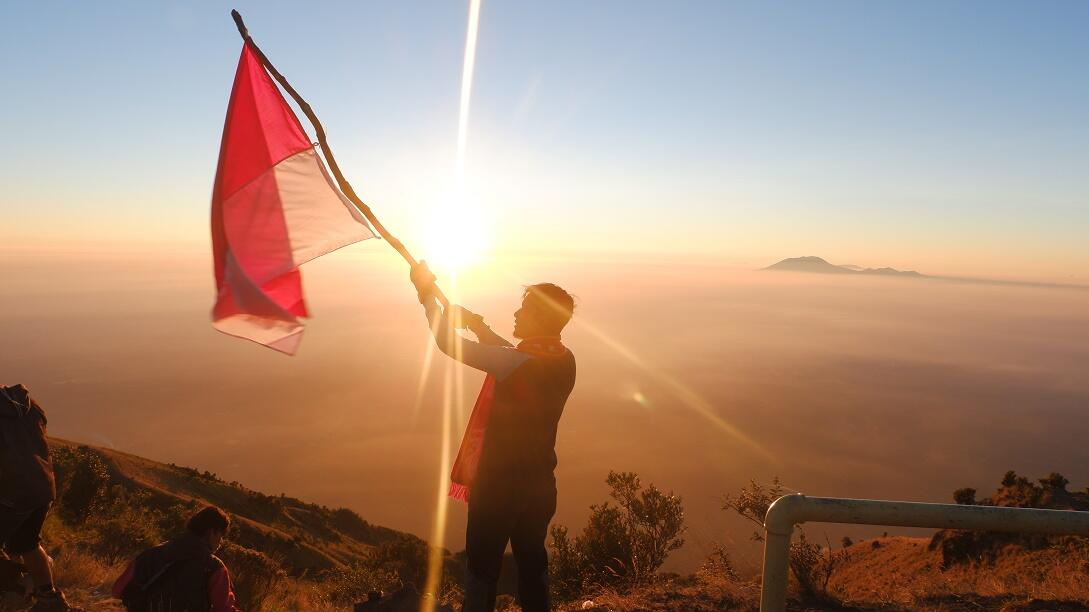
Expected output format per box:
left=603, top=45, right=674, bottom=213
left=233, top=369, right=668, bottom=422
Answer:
left=37, top=440, right=1089, bottom=611
left=43, top=438, right=457, bottom=610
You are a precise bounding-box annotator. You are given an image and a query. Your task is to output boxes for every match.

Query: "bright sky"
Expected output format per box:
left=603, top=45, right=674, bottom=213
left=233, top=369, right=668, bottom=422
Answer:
left=3, top=1, right=1087, bottom=279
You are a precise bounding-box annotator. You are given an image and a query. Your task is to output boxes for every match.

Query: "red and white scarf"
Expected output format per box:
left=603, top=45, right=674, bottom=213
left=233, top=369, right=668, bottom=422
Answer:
left=448, top=337, right=568, bottom=502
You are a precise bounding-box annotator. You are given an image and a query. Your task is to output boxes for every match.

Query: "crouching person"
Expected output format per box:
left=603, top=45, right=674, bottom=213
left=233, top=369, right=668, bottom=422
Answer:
left=0, top=384, right=78, bottom=611
left=113, top=506, right=239, bottom=612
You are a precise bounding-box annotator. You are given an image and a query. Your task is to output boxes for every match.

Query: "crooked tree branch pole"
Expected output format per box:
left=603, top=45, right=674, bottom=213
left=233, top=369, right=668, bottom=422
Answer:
left=230, top=9, right=449, bottom=308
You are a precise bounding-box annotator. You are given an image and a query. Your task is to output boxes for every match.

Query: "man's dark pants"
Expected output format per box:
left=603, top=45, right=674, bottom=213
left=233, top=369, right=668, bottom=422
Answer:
left=463, top=476, right=556, bottom=612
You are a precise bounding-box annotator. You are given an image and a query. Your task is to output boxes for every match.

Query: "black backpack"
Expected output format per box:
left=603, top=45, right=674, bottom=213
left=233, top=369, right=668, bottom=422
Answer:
left=120, top=539, right=221, bottom=612
left=0, top=384, right=56, bottom=510
left=120, top=558, right=178, bottom=612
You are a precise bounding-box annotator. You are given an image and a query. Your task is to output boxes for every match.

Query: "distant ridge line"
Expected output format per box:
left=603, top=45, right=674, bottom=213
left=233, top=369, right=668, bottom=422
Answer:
left=764, top=256, right=1089, bottom=291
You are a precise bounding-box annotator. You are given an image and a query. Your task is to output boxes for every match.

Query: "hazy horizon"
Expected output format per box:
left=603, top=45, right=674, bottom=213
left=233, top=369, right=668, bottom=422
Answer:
left=4, top=248, right=1088, bottom=571
left=4, top=1, right=1089, bottom=578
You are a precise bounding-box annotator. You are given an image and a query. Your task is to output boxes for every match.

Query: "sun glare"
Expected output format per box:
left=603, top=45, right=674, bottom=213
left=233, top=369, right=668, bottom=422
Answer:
left=420, top=192, right=491, bottom=274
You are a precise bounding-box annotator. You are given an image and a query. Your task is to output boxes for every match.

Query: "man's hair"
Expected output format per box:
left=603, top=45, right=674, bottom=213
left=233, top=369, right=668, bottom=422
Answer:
left=187, top=506, right=230, bottom=536
left=523, top=283, right=576, bottom=335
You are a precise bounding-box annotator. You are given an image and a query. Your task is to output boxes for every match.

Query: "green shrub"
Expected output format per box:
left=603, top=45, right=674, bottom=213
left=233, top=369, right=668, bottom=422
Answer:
left=954, top=487, right=977, bottom=505
left=370, top=536, right=431, bottom=587
left=219, top=544, right=289, bottom=611
left=723, top=478, right=843, bottom=600
left=318, top=564, right=399, bottom=607
left=549, top=471, right=685, bottom=599
left=51, top=445, right=110, bottom=523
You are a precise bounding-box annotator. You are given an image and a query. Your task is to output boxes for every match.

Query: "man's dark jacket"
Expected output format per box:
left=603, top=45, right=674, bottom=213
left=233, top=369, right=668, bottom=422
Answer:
left=476, top=349, right=577, bottom=487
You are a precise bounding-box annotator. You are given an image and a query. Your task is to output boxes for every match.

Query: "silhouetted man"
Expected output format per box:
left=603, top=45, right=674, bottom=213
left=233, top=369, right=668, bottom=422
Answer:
left=411, top=263, right=577, bottom=612
left=113, top=506, right=239, bottom=612
left=0, top=384, right=78, bottom=611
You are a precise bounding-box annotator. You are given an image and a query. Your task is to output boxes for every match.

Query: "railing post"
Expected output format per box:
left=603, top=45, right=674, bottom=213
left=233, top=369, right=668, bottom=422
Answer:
left=759, top=528, right=791, bottom=612
left=760, top=493, right=804, bottom=612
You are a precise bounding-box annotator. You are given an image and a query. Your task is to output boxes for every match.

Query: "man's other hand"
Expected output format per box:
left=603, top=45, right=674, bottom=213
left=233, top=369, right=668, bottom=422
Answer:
left=448, top=305, right=484, bottom=330
left=410, top=261, right=437, bottom=302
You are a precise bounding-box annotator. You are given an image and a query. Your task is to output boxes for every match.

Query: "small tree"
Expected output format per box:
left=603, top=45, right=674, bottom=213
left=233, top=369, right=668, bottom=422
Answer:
left=695, top=541, right=738, bottom=591
left=1039, top=473, right=1069, bottom=491
left=51, top=445, right=111, bottom=523
left=1001, top=470, right=1019, bottom=487
left=605, top=471, right=686, bottom=576
left=722, top=477, right=787, bottom=539
left=549, top=471, right=684, bottom=598
left=953, top=487, right=977, bottom=505
left=723, top=478, right=842, bottom=600
left=369, top=536, right=431, bottom=587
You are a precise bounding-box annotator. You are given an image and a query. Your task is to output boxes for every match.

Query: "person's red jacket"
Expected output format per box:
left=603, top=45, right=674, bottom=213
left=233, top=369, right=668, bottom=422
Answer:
left=112, top=558, right=239, bottom=612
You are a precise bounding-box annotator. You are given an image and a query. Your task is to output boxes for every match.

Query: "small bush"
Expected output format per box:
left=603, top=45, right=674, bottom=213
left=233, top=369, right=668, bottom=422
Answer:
left=549, top=471, right=685, bottom=599
left=932, top=470, right=1089, bottom=567
left=697, top=543, right=737, bottom=583
left=369, top=536, right=430, bottom=587
left=51, top=445, right=111, bottom=523
left=953, top=487, right=977, bottom=505
left=219, top=544, right=288, bottom=611
left=1040, top=473, right=1070, bottom=491
left=318, top=564, right=400, bottom=607
left=723, top=478, right=844, bottom=600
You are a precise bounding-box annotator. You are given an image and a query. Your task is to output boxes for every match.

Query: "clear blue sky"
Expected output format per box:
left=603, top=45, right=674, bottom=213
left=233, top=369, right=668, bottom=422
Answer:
left=2, top=1, right=1087, bottom=278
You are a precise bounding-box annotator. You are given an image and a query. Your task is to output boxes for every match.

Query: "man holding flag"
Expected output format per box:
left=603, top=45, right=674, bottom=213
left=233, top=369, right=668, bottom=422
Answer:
left=211, top=15, right=577, bottom=608
left=411, top=263, right=576, bottom=612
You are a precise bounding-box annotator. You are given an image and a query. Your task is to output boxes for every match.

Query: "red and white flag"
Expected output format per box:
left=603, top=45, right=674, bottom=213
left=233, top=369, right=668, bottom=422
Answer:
left=211, top=43, right=374, bottom=354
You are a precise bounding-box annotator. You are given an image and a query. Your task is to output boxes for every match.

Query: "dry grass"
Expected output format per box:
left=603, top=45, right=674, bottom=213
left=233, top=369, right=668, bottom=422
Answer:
left=828, top=536, right=1089, bottom=611
left=42, top=534, right=340, bottom=611
left=541, top=570, right=760, bottom=612
left=48, top=546, right=126, bottom=610
left=44, top=534, right=1089, bottom=611
left=241, top=581, right=337, bottom=612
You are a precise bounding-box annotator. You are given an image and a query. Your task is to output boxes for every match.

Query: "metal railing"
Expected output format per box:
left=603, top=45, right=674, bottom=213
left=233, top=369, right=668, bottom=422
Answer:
left=760, top=494, right=1089, bottom=612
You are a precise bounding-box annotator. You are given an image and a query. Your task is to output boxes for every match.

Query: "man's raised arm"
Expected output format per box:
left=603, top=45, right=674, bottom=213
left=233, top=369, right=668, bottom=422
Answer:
left=452, top=305, right=514, bottom=348
left=410, top=262, right=526, bottom=379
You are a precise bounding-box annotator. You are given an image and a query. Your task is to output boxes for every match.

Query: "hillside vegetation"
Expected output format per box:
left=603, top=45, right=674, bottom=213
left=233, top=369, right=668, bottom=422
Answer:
left=30, top=440, right=1089, bottom=610
left=42, top=438, right=458, bottom=610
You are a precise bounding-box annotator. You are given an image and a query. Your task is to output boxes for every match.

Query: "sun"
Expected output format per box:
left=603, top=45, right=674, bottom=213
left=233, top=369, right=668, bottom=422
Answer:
left=419, top=191, right=491, bottom=274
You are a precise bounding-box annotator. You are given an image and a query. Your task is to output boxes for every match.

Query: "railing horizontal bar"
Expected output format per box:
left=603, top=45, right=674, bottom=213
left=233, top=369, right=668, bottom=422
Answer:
left=770, top=495, right=1089, bottom=536
left=759, top=494, right=1089, bottom=612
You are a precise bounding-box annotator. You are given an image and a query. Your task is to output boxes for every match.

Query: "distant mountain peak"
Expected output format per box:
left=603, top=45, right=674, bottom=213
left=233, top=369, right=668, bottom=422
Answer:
left=764, top=256, right=855, bottom=274
left=764, top=257, right=924, bottom=277
left=782, top=256, right=833, bottom=265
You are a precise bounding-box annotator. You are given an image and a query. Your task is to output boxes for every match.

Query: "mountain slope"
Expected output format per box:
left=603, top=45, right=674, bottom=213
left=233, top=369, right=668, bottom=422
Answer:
left=43, top=438, right=454, bottom=610
left=41, top=441, right=1089, bottom=611
left=49, top=438, right=415, bottom=573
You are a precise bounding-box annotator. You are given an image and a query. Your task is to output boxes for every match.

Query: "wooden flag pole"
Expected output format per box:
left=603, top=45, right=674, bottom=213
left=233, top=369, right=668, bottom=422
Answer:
left=230, top=10, right=449, bottom=308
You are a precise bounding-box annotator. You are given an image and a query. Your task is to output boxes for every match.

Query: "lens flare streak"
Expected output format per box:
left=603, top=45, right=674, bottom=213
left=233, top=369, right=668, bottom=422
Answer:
left=421, top=0, right=481, bottom=599
left=572, top=316, right=773, bottom=461
left=409, top=318, right=443, bottom=426
left=456, top=0, right=482, bottom=176
left=499, top=270, right=771, bottom=461
left=421, top=350, right=455, bottom=610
